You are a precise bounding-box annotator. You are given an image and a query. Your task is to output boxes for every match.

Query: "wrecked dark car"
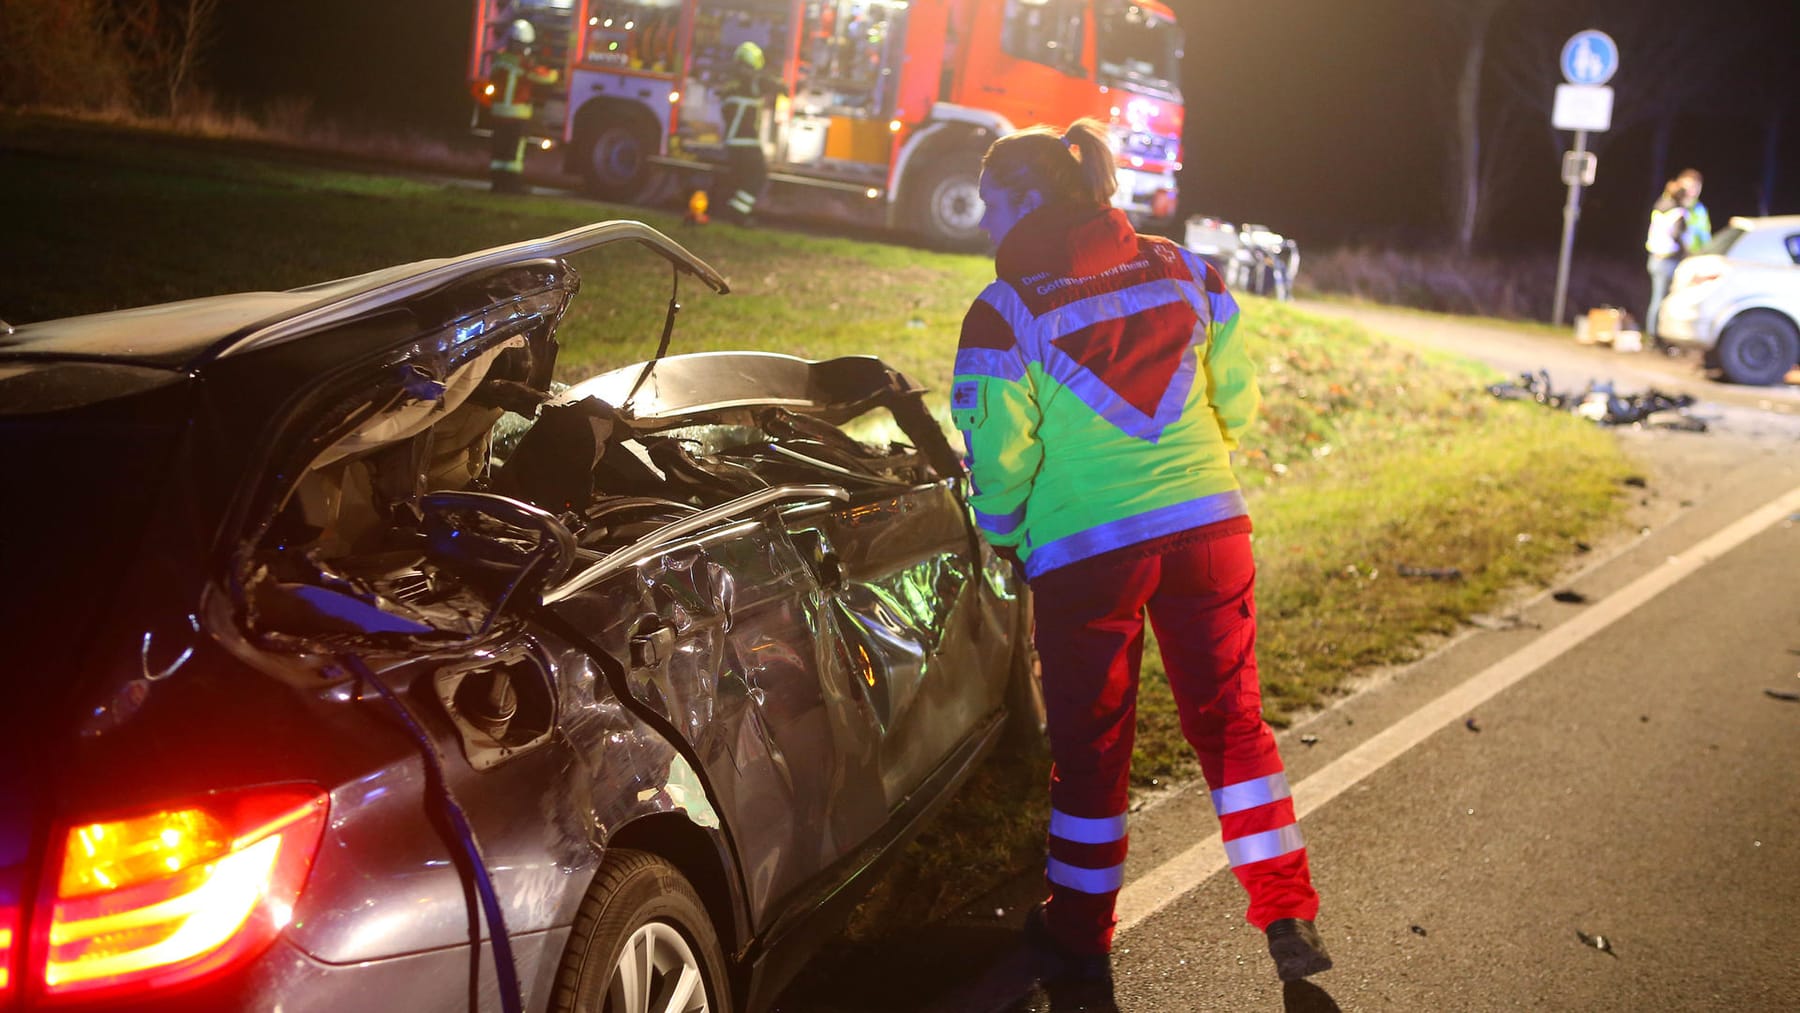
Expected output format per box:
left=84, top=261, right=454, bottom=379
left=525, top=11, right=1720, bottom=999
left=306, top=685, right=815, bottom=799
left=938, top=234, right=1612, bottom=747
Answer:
left=0, top=222, right=1035, bottom=1012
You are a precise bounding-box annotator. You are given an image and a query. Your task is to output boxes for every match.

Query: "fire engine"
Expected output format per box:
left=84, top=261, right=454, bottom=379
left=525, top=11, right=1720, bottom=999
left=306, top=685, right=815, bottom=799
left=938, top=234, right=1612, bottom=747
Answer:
left=470, top=0, right=1184, bottom=249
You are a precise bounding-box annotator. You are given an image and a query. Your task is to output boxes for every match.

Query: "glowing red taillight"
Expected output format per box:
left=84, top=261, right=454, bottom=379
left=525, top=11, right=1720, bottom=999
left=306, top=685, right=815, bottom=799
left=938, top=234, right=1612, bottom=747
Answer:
left=33, top=785, right=328, bottom=1000
left=1, top=901, right=17, bottom=999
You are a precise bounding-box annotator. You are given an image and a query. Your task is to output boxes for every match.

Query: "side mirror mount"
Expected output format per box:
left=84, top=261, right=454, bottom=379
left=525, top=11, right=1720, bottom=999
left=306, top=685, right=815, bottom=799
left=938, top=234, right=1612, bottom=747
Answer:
left=420, top=491, right=578, bottom=605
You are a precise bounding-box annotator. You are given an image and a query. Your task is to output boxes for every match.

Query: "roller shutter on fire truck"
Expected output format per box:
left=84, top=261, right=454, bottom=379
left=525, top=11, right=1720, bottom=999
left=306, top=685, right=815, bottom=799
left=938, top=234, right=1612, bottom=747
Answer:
left=467, top=1, right=1184, bottom=250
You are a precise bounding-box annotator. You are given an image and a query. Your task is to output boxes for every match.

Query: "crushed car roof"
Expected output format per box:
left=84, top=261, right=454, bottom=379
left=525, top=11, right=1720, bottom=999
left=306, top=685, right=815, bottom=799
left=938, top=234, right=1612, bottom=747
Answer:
left=0, top=221, right=729, bottom=370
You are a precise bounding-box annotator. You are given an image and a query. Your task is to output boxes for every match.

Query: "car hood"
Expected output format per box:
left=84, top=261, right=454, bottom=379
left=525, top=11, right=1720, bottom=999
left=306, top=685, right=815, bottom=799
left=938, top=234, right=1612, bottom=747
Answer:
left=0, top=219, right=733, bottom=732
left=0, top=220, right=729, bottom=373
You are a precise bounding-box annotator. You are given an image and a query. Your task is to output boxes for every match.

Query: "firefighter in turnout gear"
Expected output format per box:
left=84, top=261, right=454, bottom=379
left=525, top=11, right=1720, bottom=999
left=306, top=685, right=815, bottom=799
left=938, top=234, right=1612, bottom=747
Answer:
left=487, top=20, right=559, bottom=193
left=953, top=119, right=1330, bottom=995
left=715, top=41, right=785, bottom=224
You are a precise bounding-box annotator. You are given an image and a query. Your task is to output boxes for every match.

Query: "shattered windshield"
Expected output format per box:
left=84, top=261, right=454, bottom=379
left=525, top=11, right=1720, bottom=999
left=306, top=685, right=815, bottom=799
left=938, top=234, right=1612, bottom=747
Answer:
left=1097, top=1, right=1182, bottom=95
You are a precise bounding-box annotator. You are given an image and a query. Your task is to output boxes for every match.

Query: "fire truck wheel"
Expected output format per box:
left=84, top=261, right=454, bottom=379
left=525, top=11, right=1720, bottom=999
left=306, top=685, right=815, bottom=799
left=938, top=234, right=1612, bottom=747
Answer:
left=581, top=119, right=657, bottom=204
left=913, top=149, right=987, bottom=252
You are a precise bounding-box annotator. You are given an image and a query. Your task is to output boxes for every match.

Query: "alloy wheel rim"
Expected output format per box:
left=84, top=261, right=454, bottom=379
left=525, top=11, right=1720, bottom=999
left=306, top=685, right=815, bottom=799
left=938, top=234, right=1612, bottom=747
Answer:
left=936, top=178, right=982, bottom=231
left=605, top=921, right=710, bottom=1013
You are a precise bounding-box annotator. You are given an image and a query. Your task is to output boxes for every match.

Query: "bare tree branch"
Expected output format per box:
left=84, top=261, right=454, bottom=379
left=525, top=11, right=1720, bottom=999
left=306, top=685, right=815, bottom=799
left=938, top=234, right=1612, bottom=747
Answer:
left=1417, top=0, right=1505, bottom=254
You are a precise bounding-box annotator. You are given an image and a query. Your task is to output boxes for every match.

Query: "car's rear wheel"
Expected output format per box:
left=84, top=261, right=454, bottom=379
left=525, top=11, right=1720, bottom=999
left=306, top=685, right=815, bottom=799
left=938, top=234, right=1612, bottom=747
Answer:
left=1714, top=310, right=1800, bottom=386
left=551, top=850, right=732, bottom=1013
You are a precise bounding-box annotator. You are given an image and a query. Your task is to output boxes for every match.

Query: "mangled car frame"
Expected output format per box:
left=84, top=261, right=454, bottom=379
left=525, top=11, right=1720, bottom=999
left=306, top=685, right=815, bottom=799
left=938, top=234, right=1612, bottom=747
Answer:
left=0, top=221, right=1036, bottom=1012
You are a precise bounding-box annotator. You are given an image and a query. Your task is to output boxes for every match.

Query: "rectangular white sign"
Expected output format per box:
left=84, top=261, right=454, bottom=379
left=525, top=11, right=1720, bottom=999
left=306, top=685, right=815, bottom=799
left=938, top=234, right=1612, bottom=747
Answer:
left=1553, top=84, right=1614, bottom=132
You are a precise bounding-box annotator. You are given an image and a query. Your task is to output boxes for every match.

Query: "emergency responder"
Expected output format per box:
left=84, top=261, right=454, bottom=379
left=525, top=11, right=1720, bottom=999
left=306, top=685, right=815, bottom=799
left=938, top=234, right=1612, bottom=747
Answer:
left=487, top=20, right=559, bottom=194
left=1644, top=176, right=1689, bottom=339
left=951, top=119, right=1330, bottom=996
left=715, top=41, right=785, bottom=225
left=1675, top=167, right=1712, bottom=254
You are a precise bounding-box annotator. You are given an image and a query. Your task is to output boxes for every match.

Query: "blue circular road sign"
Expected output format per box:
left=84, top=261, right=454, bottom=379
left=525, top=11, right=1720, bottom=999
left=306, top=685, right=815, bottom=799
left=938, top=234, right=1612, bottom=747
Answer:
left=1561, top=30, right=1619, bottom=86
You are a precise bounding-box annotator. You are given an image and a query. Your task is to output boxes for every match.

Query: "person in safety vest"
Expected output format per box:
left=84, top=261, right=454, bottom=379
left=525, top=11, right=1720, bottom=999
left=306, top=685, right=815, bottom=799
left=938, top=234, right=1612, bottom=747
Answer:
left=951, top=118, right=1331, bottom=997
left=487, top=19, right=559, bottom=194
left=1675, top=167, right=1711, bottom=254
left=714, top=41, right=785, bottom=225
left=1644, top=176, right=1690, bottom=339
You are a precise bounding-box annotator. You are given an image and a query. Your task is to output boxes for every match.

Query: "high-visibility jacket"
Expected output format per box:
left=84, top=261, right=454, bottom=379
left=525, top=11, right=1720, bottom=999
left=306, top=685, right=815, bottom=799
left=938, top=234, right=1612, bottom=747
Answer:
left=952, top=204, right=1258, bottom=580
left=490, top=50, right=559, bottom=121
left=1645, top=195, right=1685, bottom=257
left=1682, top=201, right=1713, bottom=254
left=718, top=69, right=783, bottom=147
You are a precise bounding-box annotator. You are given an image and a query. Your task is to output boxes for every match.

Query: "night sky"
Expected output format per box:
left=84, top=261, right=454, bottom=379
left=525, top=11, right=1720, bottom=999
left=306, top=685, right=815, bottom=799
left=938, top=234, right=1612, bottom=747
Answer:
left=209, top=0, right=1800, bottom=258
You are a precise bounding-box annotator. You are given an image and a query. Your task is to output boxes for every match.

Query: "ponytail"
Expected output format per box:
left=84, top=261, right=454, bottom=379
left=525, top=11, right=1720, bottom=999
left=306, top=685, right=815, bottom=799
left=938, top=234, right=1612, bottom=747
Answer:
left=982, top=117, right=1118, bottom=211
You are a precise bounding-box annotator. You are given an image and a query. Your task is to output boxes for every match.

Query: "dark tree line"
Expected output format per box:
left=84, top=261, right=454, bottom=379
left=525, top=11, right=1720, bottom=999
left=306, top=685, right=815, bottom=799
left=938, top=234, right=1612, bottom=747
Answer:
left=0, top=0, right=223, bottom=116
left=1422, top=0, right=1785, bottom=253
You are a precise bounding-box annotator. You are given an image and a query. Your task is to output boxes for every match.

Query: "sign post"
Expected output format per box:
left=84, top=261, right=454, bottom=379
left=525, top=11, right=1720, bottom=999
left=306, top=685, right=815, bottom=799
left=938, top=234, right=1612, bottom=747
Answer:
left=1550, top=30, right=1618, bottom=326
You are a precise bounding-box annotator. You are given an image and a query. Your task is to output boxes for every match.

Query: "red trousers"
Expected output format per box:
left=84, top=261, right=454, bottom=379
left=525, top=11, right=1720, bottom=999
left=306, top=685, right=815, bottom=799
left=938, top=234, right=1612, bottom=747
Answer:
left=1031, top=525, right=1319, bottom=954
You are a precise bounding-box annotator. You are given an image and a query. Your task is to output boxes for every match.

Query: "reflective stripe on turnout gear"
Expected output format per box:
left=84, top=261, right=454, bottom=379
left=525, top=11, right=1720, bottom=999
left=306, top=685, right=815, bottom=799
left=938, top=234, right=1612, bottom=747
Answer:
left=1049, top=808, right=1128, bottom=845
left=723, top=95, right=761, bottom=146
left=1223, top=824, right=1307, bottom=868
left=1047, top=856, right=1127, bottom=894
left=1211, top=771, right=1293, bottom=815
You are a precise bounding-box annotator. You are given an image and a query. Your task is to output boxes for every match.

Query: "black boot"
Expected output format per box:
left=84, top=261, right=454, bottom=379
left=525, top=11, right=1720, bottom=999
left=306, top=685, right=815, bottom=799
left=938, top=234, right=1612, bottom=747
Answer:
left=1265, top=918, right=1334, bottom=982
left=1023, top=902, right=1114, bottom=996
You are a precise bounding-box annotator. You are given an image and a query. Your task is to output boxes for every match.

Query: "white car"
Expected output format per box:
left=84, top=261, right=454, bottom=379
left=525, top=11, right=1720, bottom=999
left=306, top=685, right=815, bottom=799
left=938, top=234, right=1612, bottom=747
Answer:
left=1658, top=214, right=1800, bottom=386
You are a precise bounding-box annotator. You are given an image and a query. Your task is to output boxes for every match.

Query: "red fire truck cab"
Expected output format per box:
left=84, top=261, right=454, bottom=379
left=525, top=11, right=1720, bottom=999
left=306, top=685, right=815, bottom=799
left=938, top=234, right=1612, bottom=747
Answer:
left=470, top=1, right=1184, bottom=249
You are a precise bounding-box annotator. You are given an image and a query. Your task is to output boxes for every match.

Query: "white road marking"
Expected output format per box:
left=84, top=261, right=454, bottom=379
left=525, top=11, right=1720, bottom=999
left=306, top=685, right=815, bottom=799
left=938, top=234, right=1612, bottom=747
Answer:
left=1116, top=483, right=1800, bottom=932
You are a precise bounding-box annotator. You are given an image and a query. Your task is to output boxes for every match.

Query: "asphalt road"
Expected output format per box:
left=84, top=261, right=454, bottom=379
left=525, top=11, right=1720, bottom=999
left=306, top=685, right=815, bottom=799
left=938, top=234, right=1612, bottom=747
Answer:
left=771, top=304, right=1800, bottom=1013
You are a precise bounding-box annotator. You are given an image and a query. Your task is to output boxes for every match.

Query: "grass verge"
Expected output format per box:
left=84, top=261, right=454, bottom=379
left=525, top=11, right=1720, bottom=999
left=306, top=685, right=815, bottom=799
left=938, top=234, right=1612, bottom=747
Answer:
left=1, top=117, right=1635, bottom=937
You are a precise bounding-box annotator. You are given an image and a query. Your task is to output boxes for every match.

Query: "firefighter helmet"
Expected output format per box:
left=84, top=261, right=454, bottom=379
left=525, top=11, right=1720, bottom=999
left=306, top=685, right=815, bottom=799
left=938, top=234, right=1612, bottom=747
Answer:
left=507, top=20, right=536, bottom=49
left=734, top=41, right=765, bottom=71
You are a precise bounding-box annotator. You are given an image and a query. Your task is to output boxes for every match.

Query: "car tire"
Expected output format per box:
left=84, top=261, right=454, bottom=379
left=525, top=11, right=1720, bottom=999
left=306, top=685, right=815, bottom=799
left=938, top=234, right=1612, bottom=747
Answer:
left=581, top=118, right=659, bottom=205
left=550, top=850, right=733, bottom=1013
left=1715, top=310, right=1800, bottom=386
left=912, top=149, right=987, bottom=252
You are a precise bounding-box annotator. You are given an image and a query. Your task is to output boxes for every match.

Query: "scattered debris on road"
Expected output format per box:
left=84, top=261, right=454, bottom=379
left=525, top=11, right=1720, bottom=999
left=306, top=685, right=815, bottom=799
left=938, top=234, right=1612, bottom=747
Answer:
left=1763, top=688, right=1800, bottom=703
left=1396, top=564, right=1464, bottom=580
left=1575, top=929, right=1618, bottom=957
left=1552, top=590, right=1591, bottom=604
left=1486, top=370, right=1707, bottom=430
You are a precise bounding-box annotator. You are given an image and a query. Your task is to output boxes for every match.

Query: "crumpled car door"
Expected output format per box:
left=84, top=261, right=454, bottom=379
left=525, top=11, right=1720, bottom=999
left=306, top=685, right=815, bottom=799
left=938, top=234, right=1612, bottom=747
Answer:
left=792, top=479, right=1001, bottom=807
left=544, top=500, right=890, bottom=926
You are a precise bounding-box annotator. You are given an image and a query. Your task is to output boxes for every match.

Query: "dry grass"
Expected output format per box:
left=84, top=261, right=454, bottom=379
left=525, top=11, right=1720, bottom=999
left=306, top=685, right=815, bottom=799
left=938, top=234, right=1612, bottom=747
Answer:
left=12, top=95, right=486, bottom=177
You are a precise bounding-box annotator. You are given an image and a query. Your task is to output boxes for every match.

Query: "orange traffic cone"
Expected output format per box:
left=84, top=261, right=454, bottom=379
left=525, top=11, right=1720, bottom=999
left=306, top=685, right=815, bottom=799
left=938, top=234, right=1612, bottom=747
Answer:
left=684, top=189, right=710, bottom=225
